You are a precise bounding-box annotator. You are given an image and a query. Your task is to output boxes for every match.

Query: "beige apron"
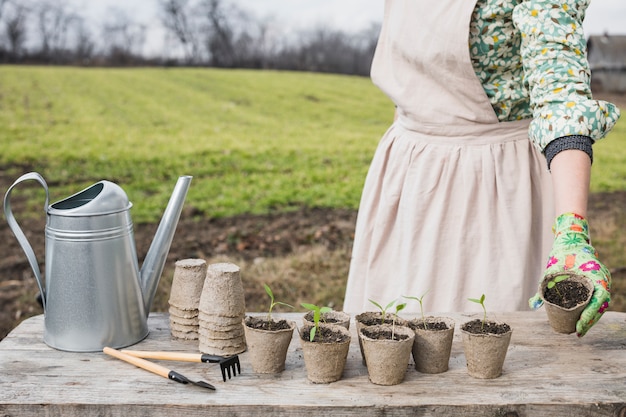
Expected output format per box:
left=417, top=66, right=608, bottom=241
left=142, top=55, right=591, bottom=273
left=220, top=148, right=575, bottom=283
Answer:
left=343, top=0, right=555, bottom=314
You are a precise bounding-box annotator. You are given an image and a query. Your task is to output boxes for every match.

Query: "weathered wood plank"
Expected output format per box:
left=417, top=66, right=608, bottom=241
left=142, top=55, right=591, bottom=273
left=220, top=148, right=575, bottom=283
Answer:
left=1, top=312, right=625, bottom=417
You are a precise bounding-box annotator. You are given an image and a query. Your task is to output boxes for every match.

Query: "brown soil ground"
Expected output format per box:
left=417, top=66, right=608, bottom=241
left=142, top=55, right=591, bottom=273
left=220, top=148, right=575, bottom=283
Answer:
left=2, top=93, right=625, bottom=341
left=3, top=184, right=626, bottom=342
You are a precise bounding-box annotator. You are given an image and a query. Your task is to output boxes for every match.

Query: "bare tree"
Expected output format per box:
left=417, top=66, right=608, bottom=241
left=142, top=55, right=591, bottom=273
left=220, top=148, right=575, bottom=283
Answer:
left=0, top=0, right=9, bottom=59
left=3, top=2, right=28, bottom=61
left=198, top=0, right=239, bottom=67
left=0, top=0, right=10, bottom=21
left=35, top=0, right=75, bottom=61
left=101, top=8, right=146, bottom=65
left=159, top=0, right=201, bottom=64
left=0, top=0, right=378, bottom=72
left=250, top=18, right=282, bottom=69
left=71, top=17, right=95, bottom=64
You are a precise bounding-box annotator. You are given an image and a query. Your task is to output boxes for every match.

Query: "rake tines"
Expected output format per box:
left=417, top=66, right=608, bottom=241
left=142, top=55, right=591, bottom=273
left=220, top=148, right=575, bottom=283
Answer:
left=202, top=355, right=241, bottom=382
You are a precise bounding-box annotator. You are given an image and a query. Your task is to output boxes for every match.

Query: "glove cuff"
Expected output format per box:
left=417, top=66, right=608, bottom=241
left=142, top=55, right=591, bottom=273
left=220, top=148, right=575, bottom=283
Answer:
left=553, top=212, right=589, bottom=238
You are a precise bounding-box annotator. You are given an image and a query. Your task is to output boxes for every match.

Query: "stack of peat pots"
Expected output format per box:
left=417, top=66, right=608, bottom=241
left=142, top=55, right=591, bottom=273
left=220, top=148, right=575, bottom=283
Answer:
left=167, top=258, right=207, bottom=340
left=197, top=262, right=247, bottom=356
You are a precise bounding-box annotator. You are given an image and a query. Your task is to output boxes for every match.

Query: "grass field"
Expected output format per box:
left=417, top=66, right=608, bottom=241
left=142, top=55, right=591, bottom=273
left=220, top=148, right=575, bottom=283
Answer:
left=1, top=66, right=624, bottom=219
left=0, top=66, right=393, bottom=222
left=0, top=66, right=624, bottom=339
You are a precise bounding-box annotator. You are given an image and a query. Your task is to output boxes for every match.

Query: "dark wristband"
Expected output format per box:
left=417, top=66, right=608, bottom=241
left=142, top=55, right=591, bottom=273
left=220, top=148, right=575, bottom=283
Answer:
left=544, top=135, right=594, bottom=170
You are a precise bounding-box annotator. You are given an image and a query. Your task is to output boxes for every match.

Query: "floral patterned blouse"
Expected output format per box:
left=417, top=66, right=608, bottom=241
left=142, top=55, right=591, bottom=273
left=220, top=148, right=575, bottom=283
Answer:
left=469, top=0, right=620, bottom=151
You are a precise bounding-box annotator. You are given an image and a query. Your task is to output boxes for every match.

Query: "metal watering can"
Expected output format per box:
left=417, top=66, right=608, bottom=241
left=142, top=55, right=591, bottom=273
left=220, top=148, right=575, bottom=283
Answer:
left=3, top=172, right=192, bottom=352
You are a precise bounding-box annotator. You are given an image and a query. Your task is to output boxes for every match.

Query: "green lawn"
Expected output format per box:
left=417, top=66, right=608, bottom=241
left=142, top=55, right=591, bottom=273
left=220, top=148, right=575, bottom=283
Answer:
left=0, top=66, right=623, bottom=222
left=0, top=66, right=393, bottom=222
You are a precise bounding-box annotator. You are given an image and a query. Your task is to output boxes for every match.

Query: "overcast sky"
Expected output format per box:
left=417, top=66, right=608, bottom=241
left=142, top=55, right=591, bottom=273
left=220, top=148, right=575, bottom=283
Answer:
left=72, top=0, right=626, bottom=55
left=235, top=0, right=626, bottom=36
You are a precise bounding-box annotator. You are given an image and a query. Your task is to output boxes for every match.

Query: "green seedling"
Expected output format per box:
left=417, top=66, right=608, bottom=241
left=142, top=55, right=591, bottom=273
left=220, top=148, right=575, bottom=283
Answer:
left=301, top=303, right=332, bottom=342
left=264, top=284, right=294, bottom=321
left=391, top=302, right=407, bottom=340
left=547, top=275, right=569, bottom=298
left=468, top=294, right=487, bottom=332
left=368, top=298, right=397, bottom=324
left=403, top=289, right=430, bottom=329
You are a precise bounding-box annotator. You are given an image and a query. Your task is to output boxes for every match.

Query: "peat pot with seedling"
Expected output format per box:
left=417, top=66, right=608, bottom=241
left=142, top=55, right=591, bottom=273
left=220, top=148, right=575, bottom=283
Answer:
left=460, top=294, right=512, bottom=379
left=540, top=272, right=594, bottom=334
left=355, top=299, right=409, bottom=365
left=404, top=292, right=455, bottom=374
left=299, top=303, right=351, bottom=384
left=359, top=300, right=415, bottom=386
left=243, top=284, right=295, bottom=374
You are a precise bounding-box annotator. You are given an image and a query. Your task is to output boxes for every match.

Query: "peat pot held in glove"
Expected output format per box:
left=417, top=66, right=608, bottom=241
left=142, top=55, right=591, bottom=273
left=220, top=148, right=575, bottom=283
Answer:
left=540, top=272, right=594, bottom=334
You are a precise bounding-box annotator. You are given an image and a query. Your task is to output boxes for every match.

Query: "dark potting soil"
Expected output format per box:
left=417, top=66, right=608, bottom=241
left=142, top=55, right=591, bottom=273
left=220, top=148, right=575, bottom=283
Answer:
left=245, top=316, right=292, bottom=331
left=409, top=320, right=450, bottom=331
left=361, top=327, right=410, bottom=341
left=462, top=319, right=511, bottom=335
left=300, top=325, right=350, bottom=343
left=357, top=313, right=402, bottom=327
left=304, top=311, right=342, bottom=324
left=543, top=279, right=591, bottom=309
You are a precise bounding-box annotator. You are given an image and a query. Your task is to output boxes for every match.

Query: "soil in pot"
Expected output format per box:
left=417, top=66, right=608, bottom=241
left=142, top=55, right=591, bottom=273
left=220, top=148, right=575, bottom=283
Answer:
left=299, top=323, right=351, bottom=383
left=543, top=277, right=591, bottom=308
left=540, top=273, right=594, bottom=334
left=361, top=325, right=411, bottom=341
left=461, top=319, right=512, bottom=379
left=356, top=311, right=408, bottom=327
left=244, top=316, right=295, bottom=374
left=303, top=310, right=350, bottom=330
left=462, top=319, right=510, bottom=335
left=245, top=316, right=293, bottom=331
left=360, top=324, right=415, bottom=385
left=408, top=316, right=455, bottom=374
left=355, top=312, right=407, bottom=365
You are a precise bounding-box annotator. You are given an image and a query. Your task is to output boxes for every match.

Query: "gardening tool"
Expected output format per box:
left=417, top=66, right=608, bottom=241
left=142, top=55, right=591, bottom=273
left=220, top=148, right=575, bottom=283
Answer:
left=103, top=347, right=215, bottom=391
left=122, top=349, right=241, bottom=382
left=3, top=172, right=192, bottom=352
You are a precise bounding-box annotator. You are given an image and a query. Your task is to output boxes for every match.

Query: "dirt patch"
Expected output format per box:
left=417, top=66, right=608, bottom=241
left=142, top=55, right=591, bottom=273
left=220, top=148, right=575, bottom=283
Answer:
left=2, top=178, right=626, bottom=341
left=0, top=197, right=357, bottom=340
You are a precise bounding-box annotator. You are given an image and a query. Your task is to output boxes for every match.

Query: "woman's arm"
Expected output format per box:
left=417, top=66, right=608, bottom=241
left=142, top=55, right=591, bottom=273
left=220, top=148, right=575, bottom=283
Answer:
left=549, top=149, right=590, bottom=217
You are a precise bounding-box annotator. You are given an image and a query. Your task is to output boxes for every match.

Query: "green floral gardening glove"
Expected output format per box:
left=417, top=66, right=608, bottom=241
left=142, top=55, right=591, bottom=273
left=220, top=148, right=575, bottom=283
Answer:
left=529, top=212, right=611, bottom=337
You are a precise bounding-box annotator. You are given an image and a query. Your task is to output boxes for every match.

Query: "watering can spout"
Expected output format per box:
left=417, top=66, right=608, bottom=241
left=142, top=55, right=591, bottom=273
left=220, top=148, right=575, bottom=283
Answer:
left=140, top=175, right=192, bottom=315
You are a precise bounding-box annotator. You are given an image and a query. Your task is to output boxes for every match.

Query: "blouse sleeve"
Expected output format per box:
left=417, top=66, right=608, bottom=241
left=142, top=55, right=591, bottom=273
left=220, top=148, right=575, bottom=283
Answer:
left=512, top=0, right=620, bottom=151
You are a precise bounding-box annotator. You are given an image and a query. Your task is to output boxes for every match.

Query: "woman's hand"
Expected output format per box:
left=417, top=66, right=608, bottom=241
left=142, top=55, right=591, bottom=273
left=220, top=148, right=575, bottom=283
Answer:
left=529, top=212, right=611, bottom=337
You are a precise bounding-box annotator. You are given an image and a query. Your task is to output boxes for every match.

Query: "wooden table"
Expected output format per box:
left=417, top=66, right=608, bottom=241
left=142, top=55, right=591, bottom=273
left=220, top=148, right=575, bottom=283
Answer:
left=1, top=311, right=625, bottom=416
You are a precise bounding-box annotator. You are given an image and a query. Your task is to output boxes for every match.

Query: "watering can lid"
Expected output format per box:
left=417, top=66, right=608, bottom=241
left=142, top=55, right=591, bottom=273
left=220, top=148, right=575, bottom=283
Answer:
left=48, top=180, right=132, bottom=216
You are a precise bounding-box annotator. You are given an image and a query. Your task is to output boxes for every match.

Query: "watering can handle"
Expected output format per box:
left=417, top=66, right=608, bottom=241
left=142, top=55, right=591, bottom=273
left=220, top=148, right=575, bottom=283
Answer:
left=3, top=172, right=49, bottom=311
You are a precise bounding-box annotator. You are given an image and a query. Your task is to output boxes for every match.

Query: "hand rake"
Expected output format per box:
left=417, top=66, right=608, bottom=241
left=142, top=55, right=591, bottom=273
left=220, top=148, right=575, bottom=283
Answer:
left=103, top=347, right=216, bottom=391
left=122, top=349, right=241, bottom=382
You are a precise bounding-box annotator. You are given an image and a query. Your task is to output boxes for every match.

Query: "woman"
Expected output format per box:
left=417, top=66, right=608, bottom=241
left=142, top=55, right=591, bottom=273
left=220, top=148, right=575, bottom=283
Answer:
left=343, top=0, right=620, bottom=337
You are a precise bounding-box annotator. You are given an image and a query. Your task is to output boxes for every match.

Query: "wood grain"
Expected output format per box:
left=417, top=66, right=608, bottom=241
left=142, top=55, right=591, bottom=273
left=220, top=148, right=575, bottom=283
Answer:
left=1, top=311, right=625, bottom=416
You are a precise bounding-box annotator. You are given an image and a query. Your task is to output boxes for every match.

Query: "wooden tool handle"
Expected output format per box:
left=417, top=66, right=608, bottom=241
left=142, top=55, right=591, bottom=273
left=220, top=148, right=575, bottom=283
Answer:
left=121, top=349, right=202, bottom=363
left=103, top=347, right=172, bottom=378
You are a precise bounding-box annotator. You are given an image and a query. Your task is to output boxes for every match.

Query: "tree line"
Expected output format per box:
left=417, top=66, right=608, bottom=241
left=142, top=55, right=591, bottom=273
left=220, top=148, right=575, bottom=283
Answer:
left=0, top=0, right=380, bottom=76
